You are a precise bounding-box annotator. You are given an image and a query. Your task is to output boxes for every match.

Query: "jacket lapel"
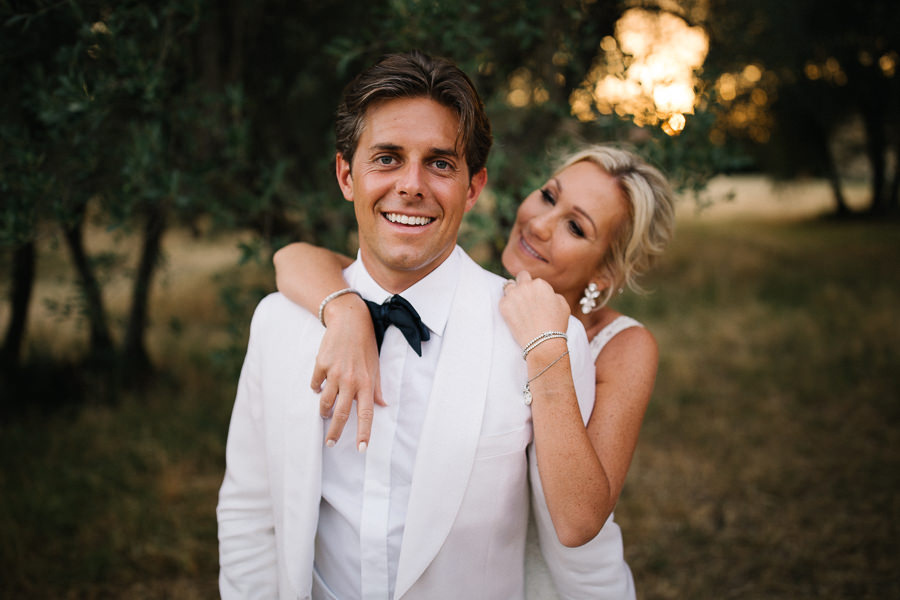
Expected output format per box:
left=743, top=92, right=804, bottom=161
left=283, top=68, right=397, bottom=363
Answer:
left=281, top=339, right=325, bottom=597
left=394, top=256, right=493, bottom=597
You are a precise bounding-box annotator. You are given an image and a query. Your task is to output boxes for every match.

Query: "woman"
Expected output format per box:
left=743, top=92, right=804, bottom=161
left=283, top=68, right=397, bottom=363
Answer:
left=273, top=145, right=675, bottom=598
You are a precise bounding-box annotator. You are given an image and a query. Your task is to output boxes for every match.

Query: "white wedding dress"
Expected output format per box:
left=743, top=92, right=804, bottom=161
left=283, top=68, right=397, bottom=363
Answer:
left=525, top=316, right=642, bottom=600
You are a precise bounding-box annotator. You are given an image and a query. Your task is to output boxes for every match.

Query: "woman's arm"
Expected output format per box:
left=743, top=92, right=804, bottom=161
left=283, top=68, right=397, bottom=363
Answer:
left=274, top=242, right=355, bottom=315
left=273, top=242, right=383, bottom=451
left=500, top=271, right=608, bottom=546
left=500, top=271, right=655, bottom=547
left=583, top=324, right=657, bottom=524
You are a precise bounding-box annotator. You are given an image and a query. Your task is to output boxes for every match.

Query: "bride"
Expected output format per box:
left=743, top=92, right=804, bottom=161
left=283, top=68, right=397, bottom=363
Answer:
left=273, top=144, right=675, bottom=598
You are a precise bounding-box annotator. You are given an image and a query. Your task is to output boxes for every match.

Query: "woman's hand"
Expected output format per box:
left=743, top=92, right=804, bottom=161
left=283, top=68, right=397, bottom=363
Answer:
left=314, top=293, right=385, bottom=451
left=499, top=271, right=571, bottom=349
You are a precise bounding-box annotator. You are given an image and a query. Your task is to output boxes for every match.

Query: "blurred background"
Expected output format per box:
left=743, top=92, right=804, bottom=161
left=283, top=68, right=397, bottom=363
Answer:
left=1, top=0, right=898, bottom=597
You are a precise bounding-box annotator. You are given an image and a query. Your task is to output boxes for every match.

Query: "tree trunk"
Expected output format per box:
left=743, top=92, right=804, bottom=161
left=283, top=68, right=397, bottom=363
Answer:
left=121, top=203, right=167, bottom=375
left=889, top=138, right=899, bottom=212
left=861, top=99, right=888, bottom=215
left=821, top=128, right=850, bottom=216
left=1, top=240, right=36, bottom=371
left=62, top=215, right=115, bottom=361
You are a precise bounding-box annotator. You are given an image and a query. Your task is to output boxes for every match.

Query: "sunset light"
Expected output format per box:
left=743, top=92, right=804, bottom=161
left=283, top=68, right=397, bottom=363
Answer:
left=570, top=8, right=709, bottom=135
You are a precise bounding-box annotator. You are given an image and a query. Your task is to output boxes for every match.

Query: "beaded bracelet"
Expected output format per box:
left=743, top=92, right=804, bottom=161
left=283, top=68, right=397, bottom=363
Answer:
left=318, top=288, right=362, bottom=327
left=522, top=331, right=567, bottom=360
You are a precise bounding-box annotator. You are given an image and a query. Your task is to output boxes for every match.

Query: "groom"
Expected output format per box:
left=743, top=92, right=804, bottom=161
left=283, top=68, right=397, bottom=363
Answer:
left=217, top=51, right=595, bottom=599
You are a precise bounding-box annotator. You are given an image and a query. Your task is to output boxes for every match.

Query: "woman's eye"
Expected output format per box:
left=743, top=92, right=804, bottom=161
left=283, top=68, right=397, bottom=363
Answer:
left=568, top=221, right=585, bottom=237
left=540, top=189, right=555, bottom=204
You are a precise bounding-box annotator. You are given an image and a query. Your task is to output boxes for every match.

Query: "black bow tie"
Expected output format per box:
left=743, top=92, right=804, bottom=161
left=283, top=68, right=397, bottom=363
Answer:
left=365, top=295, right=431, bottom=356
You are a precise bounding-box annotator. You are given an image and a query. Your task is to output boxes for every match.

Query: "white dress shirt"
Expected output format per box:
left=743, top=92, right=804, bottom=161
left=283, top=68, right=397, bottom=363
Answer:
left=315, top=249, right=460, bottom=600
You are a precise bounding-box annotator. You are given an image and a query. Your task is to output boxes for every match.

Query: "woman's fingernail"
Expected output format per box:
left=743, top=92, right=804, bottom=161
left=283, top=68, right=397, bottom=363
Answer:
left=358, top=441, right=367, bottom=453
left=326, top=439, right=335, bottom=448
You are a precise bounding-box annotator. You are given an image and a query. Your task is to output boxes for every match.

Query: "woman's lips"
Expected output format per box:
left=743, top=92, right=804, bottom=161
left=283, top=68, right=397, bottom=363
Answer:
left=519, top=236, right=547, bottom=262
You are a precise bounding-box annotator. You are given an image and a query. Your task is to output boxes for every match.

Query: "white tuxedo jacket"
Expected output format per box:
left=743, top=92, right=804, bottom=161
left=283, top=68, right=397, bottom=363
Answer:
left=217, top=248, right=595, bottom=599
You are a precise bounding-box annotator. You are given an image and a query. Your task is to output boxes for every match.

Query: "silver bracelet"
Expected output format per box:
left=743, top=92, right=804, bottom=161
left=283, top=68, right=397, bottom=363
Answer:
left=523, top=350, right=569, bottom=405
left=522, top=331, right=567, bottom=360
left=318, top=288, right=362, bottom=327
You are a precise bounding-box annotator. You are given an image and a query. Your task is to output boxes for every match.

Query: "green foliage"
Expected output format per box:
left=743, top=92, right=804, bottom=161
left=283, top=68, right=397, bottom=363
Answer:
left=2, top=0, right=750, bottom=372
left=2, top=0, right=279, bottom=236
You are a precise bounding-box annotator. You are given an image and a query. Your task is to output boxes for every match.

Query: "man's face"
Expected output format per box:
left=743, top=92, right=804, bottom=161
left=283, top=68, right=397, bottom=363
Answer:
left=336, top=97, right=487, bottom=293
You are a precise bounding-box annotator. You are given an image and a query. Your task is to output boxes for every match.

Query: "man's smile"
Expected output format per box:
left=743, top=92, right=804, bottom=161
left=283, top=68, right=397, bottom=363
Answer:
left=383, top=212, right=436, bottom=226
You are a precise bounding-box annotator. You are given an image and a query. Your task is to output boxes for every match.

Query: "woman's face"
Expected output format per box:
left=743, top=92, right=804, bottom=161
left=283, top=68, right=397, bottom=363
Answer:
left=501, top=160, right=629, bottom=308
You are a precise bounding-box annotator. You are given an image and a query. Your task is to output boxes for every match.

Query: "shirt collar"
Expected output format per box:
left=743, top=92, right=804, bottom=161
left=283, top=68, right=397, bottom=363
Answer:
left=345, top=246, right=461, bottom=338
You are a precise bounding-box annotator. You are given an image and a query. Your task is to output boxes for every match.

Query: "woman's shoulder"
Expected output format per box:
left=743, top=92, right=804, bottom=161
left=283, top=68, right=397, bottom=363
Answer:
left=591, top=315, right=658, bottom=381
left=588, top=313, right=649, bottom=357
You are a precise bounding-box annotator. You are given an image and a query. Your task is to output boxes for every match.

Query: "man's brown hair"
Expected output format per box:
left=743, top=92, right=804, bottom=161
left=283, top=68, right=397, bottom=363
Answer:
left=335, top=51, right=492, bottom=178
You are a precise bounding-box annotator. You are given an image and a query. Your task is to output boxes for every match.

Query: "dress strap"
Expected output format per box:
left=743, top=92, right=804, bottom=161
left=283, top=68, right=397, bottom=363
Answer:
left=589, top=316, right=643, bottom=361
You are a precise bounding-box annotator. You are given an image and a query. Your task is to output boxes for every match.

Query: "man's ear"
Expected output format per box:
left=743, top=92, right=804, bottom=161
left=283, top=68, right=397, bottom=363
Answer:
left=336, top=153, right=354, bottom=202
left=464, top=168, right=488, bottom=212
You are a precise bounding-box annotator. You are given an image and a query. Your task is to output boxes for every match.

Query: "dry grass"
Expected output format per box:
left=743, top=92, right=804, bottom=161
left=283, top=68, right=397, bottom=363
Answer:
left=616, top=216, right=900, bottom=599
left=1, top=177, right=898, bottom=598
left=2, top=223, right=268, bottom=366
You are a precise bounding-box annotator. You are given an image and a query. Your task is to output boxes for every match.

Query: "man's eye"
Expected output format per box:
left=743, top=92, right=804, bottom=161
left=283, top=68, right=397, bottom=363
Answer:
left=377, top=156, right=395, bottom=165
left=433, top=159, right=451, bottom=170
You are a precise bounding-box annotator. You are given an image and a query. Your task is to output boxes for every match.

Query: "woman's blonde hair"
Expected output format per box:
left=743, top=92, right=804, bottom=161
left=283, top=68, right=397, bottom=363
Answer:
left=555, top=145, right=676, bottom=309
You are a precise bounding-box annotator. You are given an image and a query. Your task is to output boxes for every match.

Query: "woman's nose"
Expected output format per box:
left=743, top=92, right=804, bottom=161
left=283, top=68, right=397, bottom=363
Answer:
left=526, top=211, right=553, bottom=240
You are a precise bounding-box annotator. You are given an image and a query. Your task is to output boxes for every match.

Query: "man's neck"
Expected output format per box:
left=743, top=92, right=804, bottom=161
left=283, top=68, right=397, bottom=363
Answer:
left=357, top=250, right=454, bottom=295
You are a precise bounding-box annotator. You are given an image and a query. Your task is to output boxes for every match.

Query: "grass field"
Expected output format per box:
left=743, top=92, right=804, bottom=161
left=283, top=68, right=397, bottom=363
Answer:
left=1, top=178, right=898, bottom=598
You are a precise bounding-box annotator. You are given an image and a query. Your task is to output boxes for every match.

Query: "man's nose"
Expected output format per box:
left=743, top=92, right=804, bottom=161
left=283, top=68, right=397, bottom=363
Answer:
left=396, top=163, right=425, bottom=198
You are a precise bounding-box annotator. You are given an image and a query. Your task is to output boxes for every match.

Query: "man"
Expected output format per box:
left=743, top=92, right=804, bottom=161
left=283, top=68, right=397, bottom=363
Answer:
left=217, top=51, right=595, bottom=599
